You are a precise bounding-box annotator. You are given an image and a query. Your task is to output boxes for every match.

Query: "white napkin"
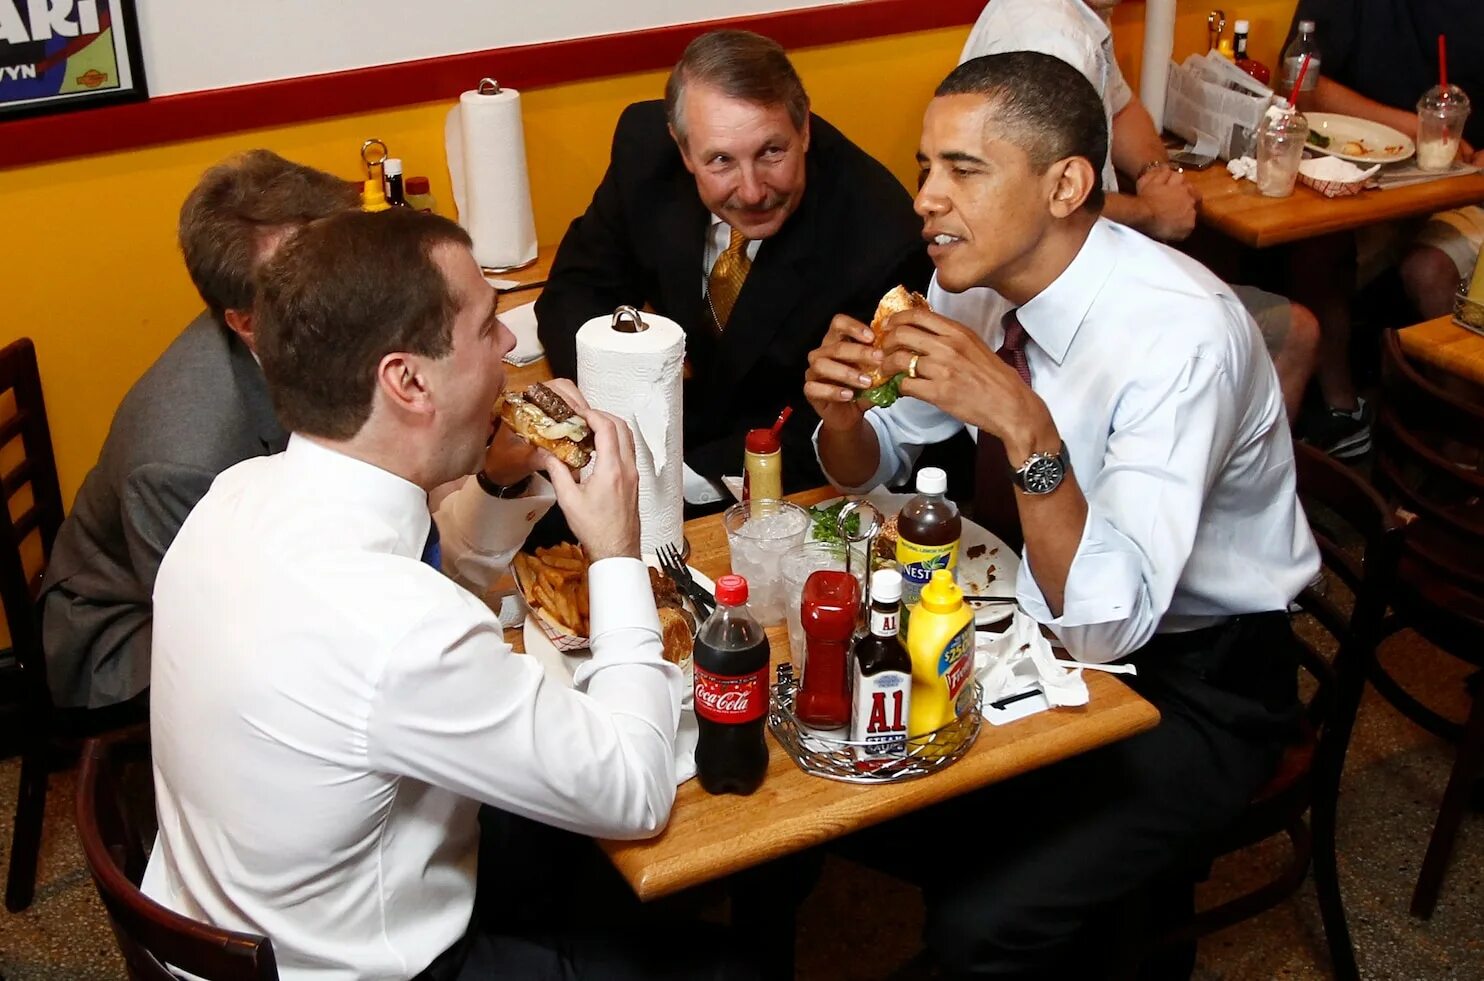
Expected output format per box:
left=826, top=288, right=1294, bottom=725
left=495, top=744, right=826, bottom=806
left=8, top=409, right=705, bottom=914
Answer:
left=498, top=300, right=544, bottom=366
left=1298, top=157, right=1380, bottom=182
left=1227, top=155, right=1258, bottom=182
left=975, top=610, right=1089, bottom=710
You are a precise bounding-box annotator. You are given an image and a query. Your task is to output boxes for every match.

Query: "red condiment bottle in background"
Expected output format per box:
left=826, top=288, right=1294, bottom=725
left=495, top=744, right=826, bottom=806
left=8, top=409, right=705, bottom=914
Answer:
left=795, top=570, right=860, bottom=730
left=1234, top=20, right=1272, bottom=85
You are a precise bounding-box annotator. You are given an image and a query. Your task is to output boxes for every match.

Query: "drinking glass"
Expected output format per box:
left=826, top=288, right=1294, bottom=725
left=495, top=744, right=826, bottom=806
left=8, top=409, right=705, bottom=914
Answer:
left=1256, top=103, right=1309, bottom=198
left=780, top=541, right=869, bottom=672
left=723, top=500, right=810, bottom=626
left=1416, top=85, right=1472, bottom=172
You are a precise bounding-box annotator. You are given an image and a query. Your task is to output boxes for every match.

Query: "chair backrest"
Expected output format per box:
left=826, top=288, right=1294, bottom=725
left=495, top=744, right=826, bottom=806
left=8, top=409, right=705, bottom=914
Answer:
left=76, top=732, right=279, bottom=981
left=1375, top=329, right=1484, bottom=599
left=0, top=338, right=65, bottom=699
left=1291, top=443, right=1402, bottom=785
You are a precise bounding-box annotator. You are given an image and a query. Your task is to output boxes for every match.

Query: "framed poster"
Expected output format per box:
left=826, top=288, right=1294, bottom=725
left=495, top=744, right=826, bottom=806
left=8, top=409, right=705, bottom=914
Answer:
left=0, top=0, right=146, bottom=120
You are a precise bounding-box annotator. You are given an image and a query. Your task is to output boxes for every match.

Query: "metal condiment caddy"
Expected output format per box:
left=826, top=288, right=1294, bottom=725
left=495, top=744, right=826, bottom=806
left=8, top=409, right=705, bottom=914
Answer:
left=766, top=499, right=983, bottom=784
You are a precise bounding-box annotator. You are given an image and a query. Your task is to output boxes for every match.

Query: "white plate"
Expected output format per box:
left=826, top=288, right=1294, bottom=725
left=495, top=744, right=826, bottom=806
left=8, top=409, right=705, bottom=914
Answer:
left=808, top=489, right=1019, bottom=625
left=520, top=562, right=703, bottom=786
left=1305, top=112, right=1415, bottom=164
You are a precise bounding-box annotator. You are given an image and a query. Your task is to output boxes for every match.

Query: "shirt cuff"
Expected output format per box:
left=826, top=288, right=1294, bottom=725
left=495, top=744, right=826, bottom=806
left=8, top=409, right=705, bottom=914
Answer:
left=1015, top=509, right=1151, bottom=657
left=586, top=556, right=663, bottom=644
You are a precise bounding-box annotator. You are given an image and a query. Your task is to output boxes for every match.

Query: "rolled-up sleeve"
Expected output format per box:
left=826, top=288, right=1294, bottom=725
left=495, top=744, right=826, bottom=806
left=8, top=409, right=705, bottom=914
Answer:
left=1017, top=353, right=1239, bottom=662
left=814, top=397, right=967, bottom=493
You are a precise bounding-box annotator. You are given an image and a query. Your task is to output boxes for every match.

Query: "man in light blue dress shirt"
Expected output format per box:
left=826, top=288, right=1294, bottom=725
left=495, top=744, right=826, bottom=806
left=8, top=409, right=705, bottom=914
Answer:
left=807, top=53, right=1319, bottom=977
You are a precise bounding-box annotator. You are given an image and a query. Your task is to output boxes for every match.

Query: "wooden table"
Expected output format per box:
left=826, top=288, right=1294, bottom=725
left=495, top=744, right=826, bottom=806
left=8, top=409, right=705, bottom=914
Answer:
left=1187, top=164, right=1484, bottom=248
left=577, top=488, right=1162, bottom=902
left=1398, top=314, right=1484, bottom=390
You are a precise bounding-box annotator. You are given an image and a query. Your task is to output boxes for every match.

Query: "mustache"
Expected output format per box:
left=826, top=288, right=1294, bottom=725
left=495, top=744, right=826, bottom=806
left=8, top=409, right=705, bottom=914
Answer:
left=724, top=192, right=789, bottom=213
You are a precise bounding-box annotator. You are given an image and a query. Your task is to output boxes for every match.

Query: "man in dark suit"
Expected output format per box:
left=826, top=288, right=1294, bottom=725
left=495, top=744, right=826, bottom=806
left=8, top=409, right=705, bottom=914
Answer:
left=41, top=150, right=358, bottom=709
left=536, top=29, right=931, bottom=503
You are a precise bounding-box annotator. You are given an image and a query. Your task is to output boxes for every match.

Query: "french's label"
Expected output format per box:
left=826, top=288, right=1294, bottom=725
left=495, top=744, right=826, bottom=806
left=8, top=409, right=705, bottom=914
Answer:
left=694, top=667, right=768, bottom=724
left=939, top=626, right=974, bottom=709
left=851, top=668, right=911, bottom=759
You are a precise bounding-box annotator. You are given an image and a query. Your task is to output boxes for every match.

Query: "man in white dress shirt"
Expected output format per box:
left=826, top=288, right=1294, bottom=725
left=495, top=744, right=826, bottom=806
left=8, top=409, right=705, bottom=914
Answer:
left=144, top=209, right=742, bottom=979
left=807, top=53, right=1319, bottom=976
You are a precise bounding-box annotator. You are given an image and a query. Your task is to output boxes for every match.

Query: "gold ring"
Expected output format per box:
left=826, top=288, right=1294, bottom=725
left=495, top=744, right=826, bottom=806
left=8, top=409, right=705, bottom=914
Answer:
left=907, top=354, right=921, bottom=379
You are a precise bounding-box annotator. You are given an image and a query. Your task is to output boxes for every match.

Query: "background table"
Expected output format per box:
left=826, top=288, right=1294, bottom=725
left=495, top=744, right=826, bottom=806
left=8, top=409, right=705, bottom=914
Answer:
left=579, top=488, right=1161, bottom=901
left=1398, top=315, right=1484, bottom=392
left=1186, top=165, right=1484, bottom=248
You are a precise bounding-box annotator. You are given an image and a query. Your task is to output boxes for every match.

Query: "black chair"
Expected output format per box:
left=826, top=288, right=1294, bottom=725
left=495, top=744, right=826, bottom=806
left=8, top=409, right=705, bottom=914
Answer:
left=0, top=338, right=67, bottom=912
left=1146, top=442, right=1400, bottom=981
left=77, top=729, right=279, bottom=980
left=1371, top=328, right=1484, bottom=919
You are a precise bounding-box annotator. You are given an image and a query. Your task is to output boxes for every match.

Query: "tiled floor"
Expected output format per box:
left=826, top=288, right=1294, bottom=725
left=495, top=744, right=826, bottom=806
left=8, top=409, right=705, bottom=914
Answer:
left=0, top=627, right=1478, bottom=979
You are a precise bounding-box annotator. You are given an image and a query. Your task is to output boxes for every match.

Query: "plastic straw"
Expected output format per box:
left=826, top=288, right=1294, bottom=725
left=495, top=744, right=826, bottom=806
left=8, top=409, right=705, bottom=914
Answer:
left=1292, top=53, right=1313, bottom=103
left=1439, top=35, right=1448, bottom=91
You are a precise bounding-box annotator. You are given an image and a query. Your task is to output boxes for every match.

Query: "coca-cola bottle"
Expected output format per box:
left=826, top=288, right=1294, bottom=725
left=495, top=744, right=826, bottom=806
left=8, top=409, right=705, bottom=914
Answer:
left=693, top=574, right=770, bottom=795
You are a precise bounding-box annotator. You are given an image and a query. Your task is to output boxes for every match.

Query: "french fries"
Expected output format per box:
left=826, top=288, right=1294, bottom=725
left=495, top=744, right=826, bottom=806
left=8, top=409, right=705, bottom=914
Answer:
left=516, top=543, right=591, bottom=637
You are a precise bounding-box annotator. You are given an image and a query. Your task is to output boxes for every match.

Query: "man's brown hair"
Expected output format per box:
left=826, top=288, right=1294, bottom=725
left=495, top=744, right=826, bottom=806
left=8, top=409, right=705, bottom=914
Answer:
left=664, top=29, right=810, bottom=147
left=255, top=209, right=474, bottom=441
left=178, top=149, right=358, bottom=327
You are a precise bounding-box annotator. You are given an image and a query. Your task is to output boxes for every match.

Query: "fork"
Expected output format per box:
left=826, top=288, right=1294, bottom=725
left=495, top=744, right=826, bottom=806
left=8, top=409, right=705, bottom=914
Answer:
left=657, top=543, right=715, bottom=619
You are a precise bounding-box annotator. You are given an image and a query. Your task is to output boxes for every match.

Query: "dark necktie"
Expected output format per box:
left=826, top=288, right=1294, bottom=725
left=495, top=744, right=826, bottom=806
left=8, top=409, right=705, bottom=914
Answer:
left=421, top=519, right=442, bottom=571
left=972, top=310, right=1032, bottom=554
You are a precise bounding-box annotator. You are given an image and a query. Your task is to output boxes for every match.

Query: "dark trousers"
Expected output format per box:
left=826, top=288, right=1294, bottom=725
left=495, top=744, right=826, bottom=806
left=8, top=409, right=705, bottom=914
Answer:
left=853, top=612, right=1301, bottom=979
left=415, top=809, right=758, bottom=981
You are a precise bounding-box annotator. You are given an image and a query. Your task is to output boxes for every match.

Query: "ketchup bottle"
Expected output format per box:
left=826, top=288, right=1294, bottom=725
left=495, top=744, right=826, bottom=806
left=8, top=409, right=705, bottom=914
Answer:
left=795, top=570, right=859, bottom=730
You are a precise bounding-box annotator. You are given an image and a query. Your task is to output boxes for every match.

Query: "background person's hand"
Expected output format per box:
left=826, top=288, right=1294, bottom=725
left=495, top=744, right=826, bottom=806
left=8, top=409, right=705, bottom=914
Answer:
left=804, top=313, right=879, bottom=431
left=540, top=405, right=641, bottom=562
left=1136, top=166, right=1200, bottom=242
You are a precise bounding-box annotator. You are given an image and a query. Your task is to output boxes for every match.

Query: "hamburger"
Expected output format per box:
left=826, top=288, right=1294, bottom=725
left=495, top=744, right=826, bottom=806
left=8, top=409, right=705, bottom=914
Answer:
left=858, top=285, right=930, bottom=408
left=498, top=383, right=595, bottom=469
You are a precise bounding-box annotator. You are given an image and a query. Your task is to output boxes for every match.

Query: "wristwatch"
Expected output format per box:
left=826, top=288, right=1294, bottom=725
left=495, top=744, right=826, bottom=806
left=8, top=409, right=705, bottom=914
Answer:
left=476, top=471, right=533, bottom=499
left=1010, top=442, right=1070, bottom=495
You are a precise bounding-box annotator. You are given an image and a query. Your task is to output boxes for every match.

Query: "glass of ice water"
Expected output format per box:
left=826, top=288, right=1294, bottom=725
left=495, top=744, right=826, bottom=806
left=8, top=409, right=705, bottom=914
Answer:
left=723, top=500, right=810, bottom=626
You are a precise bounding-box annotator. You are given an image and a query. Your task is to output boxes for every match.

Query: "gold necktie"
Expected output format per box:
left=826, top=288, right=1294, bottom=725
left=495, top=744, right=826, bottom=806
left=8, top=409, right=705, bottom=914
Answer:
left=707, top=226, right=751, bottom=330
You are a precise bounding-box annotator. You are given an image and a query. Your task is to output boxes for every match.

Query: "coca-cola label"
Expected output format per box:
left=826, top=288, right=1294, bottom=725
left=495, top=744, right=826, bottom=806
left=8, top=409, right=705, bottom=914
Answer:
left=694, top=667, right=768, bottom=723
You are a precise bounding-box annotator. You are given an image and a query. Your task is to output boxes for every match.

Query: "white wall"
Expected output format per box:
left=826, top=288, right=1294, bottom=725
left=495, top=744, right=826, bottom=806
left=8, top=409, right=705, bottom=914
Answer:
left=137, top=0, right=853, bottom=96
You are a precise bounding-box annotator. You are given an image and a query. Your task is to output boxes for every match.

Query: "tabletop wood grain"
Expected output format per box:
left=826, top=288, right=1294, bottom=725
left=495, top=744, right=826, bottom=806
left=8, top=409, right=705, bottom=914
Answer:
left=1187, top=165, right=1484, bottom=249
left=1398, top=314, right=1484, bottom=390
left=579, top=488, right=1161, bottom=901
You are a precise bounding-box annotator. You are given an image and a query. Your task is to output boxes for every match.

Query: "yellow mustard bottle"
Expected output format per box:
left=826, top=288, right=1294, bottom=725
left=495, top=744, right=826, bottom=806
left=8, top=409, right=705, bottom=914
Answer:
left=906, top=569, right=976, bottom=739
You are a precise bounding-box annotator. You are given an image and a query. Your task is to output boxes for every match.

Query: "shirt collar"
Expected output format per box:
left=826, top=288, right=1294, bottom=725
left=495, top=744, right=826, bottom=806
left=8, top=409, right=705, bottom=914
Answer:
left=282, top=434, right=432, bottom=561
left=1015, top=218, right=1120, bottom=366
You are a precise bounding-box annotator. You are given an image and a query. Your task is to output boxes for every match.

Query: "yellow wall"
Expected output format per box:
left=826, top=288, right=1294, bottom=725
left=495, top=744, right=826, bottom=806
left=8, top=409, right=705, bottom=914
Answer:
left=2, top=4, right=1295, bottom=505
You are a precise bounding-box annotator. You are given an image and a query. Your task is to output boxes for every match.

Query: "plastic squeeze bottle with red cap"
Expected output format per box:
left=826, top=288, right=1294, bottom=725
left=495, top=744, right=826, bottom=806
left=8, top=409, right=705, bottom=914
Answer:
left=742, top=428, right=781, bottom=503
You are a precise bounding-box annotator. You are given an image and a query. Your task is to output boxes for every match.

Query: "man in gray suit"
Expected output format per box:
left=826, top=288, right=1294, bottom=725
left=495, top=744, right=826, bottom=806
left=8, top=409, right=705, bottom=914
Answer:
left=41, top=150, right=358, bottom=709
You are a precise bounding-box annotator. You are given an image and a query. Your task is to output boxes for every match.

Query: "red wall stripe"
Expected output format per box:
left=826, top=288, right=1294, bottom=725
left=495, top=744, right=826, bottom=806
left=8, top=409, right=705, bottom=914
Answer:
left=1, top=0, right=985, bottom=170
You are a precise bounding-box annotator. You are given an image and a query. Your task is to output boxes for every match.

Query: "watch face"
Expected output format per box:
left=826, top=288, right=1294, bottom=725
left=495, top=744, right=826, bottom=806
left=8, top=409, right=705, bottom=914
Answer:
left=1023, top=455, right=1064, bottom=494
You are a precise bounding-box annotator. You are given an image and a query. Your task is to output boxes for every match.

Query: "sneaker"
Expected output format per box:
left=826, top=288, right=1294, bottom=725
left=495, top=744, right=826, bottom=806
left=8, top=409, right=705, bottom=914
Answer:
left=1306, top=397, right=1372, bottom=459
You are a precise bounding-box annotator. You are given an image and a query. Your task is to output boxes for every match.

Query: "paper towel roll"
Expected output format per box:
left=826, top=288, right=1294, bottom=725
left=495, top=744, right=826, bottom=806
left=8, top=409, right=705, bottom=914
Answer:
left=576, top=309, right=687, bottom=556
left=1139, top=0, right=1177, bottom=133
left=445, top=81, right=538, bottom=270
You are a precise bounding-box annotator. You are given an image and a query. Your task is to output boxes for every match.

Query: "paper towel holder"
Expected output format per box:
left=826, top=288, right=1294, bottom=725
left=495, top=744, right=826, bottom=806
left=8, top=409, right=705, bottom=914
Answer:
left=611, top=306, right=649, bottom=334
left=477, top=78, right=502, bottom=96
